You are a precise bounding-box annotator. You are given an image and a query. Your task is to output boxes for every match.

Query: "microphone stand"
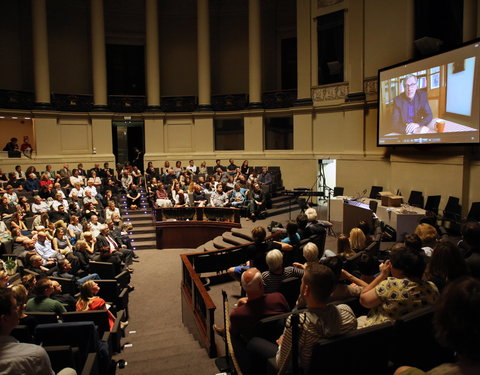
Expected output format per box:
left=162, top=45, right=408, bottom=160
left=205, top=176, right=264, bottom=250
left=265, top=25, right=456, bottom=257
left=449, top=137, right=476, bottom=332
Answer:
left=324, top=185, right=337, bottom=237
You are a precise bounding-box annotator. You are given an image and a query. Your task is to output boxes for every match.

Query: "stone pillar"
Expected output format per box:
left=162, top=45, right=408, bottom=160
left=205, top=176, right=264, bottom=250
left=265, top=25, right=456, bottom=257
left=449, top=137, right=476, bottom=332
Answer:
left=90, top=0, right=108, bottom=109
left=296, top=0, right=312, bottom=105
left=146, top=0, right=161, bottom=110
left=32, top=0, right=51, bottom=106
left=197, top=0, right=211, bottom=110
left=248, top=0, right=262, bottom=107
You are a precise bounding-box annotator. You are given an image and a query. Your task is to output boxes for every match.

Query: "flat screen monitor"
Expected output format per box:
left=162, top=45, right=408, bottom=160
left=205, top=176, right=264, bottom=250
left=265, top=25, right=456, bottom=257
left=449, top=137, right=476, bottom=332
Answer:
left=378, top=40, right=480, bottom=146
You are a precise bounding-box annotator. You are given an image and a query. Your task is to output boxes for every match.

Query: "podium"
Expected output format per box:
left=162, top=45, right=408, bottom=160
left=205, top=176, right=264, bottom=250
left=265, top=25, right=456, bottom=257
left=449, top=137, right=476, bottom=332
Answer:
left=342, top=200, right=374, bottom=235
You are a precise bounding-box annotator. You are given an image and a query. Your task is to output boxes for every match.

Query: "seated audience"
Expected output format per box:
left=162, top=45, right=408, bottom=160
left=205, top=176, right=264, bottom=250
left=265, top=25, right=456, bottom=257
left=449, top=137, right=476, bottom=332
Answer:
left=0, top=196, right=16, bottom=220
left=426, top=240, right=468, bottom=292
left=96, top=224, right=134, bottom=266
left=52, top=227, right=73, bottom=256
left=262, top=250, right=304, bottom=294
left=53, top=259, right=100, bottom=285
left=359, top=245, right=439, bottom=327
left=210, top=183, right=229, bottom=207
left=248, top=183, right=266, bottom=221
left=8, top=212, right=30, bottom=236
left=415, top=223, right=438, bottom=256
left=173, top=189, right=189, bottom=207
left=88, top=215, right=102, bottom=238
left=23, top=173, right=40, bottom=193
left=229, top=184, right=247, bottom=208
left=293, top=242, right=321, bottom=270
left=275, top=263, right=357, bottom=373
left=27, top=252, right=50, bottom=276
left=25, top=278, right=66, bottom=315
left=50, top=280, right=76, bottom=312
left=321, top=256, right=367, bottom=302
left=11, top=284, right=37, bottom=335
left=67, top=215, right=82, bottom=241
left=105, top=200, right=121, bottom=222
left=337, top=233, right=356, bottom=259
left=228, top=227, right=283, bottom=280
left=257, top=167, right=272, bottom=186
left=76, top=280, right=117, bottom=331
left=462, top=221, right=480, bottom=278
left=394, top=277, right=480, bottom=375
left=357, top=252, right=380, bottom=284
left=192, top=184, right=207, bottom=207
left=126, top=184, right=140, bottom=209
left=223, top=268, right=290, bottom=342
left=0, top=288, right=76, bottom=375
left=349, top=227, right=366, bottom=252
left=31, top=195, right=49, bottom=214
left=35, top=231, right=64, bottom=265
left=49, top=204, right=70, bottom=228
left=93, top=242, right=124, bottom=275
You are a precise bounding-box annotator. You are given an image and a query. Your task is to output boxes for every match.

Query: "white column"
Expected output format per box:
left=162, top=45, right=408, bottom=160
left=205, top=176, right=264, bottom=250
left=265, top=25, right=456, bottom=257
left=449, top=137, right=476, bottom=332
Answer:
left=90, top=0, right=108, bottom=108
left=146, top=0, right=161, bottom=109
left=197, top=0, right=211, bottom=109
left=296, top=0, right=312, bottom=104
left=32, top=0, right=51, bottom=105
left=248, top=0, right=262, bottom=107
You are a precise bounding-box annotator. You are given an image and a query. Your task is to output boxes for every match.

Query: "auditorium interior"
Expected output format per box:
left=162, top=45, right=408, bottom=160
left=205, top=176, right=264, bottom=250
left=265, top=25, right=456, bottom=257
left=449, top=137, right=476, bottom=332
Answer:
left=1, top=0, right=480, bottom=374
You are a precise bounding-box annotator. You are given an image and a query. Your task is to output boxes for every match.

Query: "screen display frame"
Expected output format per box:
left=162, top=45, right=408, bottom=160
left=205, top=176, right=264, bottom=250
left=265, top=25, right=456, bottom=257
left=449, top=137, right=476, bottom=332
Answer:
left=377, top=38, right=480, bottom=147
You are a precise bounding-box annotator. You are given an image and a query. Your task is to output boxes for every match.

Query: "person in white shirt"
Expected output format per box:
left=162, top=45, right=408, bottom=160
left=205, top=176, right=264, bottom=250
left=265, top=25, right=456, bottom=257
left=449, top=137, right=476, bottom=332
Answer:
left=88, top=215, right=102, bottom=238
left=186, top=160, right=198, bottom=174
left=69, top=169, right=84, bottom=187
left=52, top=193, right=69, bottom=212
left=69, top=182, right=85, bottom=198
left=83, top=189, right=99, bottom=207
left=105, top=201, right=121, bottom=222
left=31, top=196, right=49, bottom=214
left=84, top=180, right=100, bottom=198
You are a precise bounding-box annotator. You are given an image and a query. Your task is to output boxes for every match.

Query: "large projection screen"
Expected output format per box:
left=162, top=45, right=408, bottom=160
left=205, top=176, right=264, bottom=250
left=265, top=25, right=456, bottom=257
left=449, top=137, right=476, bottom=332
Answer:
left=378, top=40, right=480, bottom=146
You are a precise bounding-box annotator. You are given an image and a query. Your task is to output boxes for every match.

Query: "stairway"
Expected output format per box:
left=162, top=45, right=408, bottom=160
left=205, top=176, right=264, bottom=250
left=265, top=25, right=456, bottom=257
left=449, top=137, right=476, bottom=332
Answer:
left=197, top=227, right=254, bottom=252
left=119, top=188, right=157, bottom=250
left=116, top=324, right=217, bottom=375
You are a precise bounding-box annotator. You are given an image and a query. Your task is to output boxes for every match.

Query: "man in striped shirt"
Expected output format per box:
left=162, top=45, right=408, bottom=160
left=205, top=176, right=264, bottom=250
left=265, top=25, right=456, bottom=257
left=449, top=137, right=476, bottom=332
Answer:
left=276, top=263, right=357, bottom=373
left=262, top=250, right=304, bottom=294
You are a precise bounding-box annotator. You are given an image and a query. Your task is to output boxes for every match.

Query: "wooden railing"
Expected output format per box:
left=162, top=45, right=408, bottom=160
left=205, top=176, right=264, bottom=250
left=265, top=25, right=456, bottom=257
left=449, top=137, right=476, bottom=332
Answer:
left=179, top=232, right=282, bottom=357
left=154, top=206, right=241, bottom=223
left=180, top=252, right=218, bottom=357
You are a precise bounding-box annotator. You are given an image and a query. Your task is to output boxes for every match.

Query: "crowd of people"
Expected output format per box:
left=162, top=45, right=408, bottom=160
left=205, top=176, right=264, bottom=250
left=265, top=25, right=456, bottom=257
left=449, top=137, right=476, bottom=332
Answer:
left=143, top=159, right=274, bottom=221
left=0, top=161, right=141, bottom=374
left=214, top=208, right=480, bottom=375
left=2, top=158, right=479, bottom=374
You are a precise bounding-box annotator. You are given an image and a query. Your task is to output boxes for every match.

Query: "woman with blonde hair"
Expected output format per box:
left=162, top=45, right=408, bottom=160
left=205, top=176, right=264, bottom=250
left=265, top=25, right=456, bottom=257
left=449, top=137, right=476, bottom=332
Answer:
left=76, top=280, right=116, bottom=330
left=81, top=232, right=95, bottom=254
left=12, top=284, right=37, bottom=333
left=199, top=161, right=208, bottom=174
left=349, top=227, right=366, bottom=252
left=414, top=223, right=438, bottom=256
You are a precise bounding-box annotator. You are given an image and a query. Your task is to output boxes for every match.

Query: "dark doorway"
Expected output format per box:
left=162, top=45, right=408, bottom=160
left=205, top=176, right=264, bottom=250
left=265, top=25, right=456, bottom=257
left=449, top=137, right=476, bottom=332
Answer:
left=112, top=120, right=145, bottom=171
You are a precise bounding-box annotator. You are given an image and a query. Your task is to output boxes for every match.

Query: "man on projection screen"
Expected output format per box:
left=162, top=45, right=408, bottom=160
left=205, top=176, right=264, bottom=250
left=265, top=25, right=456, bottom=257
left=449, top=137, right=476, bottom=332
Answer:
left=392, top=74, right=433, bottom=134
